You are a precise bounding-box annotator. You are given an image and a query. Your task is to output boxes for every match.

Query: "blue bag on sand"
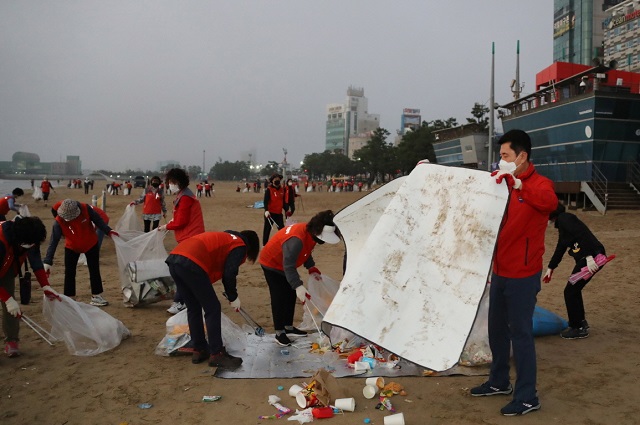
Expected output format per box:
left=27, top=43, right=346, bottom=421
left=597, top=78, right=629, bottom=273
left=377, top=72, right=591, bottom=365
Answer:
left=253, top=201, right=264, bottom=209
left=533, top=305, right=568, bottom=336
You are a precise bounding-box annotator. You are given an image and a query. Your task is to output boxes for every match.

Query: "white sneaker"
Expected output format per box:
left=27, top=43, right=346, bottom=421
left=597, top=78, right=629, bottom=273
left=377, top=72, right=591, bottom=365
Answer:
left=90, top=294, right=109, bottom=307
left=167, top=302, right=186, bottom=314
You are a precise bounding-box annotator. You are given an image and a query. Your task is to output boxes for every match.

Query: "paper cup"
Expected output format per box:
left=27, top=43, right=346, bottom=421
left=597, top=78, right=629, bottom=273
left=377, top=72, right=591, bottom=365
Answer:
left=354, top=361, right=371, bottom=371
left=296, top=391, right=318, bottom=408
left=289, top=384, right=304, bottom=397
left=365, top=377, right=385, bottom=389
left=384, top=412, right=405, bottom=425
left=334, top=397, right=356, bottom=412
left=362, top=384, right=377, bottom=399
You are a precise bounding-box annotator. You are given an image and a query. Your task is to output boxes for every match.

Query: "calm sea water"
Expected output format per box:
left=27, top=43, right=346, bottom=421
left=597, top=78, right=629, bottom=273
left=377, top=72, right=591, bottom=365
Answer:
left=0, top=179, right=63, bottom=194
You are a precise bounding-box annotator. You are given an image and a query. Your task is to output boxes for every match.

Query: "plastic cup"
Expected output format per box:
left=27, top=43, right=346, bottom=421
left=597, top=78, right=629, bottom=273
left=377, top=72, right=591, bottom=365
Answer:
left=334, top=397, right=356, bottom=412
left=365, top=377, right=385, bottom=389
left=289, top=384, right=304, bottom=397
left=383, top=412, right=405, bottom=425
left=362, top=384, right=377, bottom=399
left=354, top=361, right=371, bottom=371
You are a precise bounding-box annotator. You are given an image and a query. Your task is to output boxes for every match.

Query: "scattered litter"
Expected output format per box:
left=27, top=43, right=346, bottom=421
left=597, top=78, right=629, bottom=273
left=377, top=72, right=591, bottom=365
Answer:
left=364, top=419, right=371, bottom=424
left=138, top=403, right=153, bottom=409
left=202, top=395, right=222, bottom=402
left=278, top=386, right=285, bottom=391
left=281, top=349, right=290, bottom=355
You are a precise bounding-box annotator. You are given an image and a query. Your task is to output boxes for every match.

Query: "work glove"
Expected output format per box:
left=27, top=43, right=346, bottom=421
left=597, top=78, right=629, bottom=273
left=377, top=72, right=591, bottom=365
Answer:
left=157, top=224, right=167, bottom=232
left=43, top=263, right=52, bottom=277
left=285, top=211, right=292, bottom=217
left=229, top=297, right=241, bottom=312
left=41, top=285, right=62, bottom=301
left=109, top=230, right=119, bottom=238
left=542, top=268, right=553, bottom=283
left=5, top=297, right=22, bottom=318
left=295, top=285, right=311, bottom=304
left=586, top=255, right=599, bottom=273
left=264, top=211, right=271, bottom=218
left=129, top=202, right=136, bottom=207
left=308, top=266, right=321, bottom=276
left=492, top=170, right=522, bottom=190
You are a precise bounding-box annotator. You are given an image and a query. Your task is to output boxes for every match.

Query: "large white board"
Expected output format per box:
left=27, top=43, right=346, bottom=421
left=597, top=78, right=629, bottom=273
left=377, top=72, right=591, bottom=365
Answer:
left=325, top=163, right=508, bottom=371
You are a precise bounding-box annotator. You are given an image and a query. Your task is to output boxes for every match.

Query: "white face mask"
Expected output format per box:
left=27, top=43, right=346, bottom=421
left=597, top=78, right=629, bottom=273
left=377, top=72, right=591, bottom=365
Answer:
left=20, top=243, right=35, bottom=249
left=169, top=184, right=179, bottom=193
left=288, top=182, right=292, bottom=186
left=498, top=159, right=517, bottom=174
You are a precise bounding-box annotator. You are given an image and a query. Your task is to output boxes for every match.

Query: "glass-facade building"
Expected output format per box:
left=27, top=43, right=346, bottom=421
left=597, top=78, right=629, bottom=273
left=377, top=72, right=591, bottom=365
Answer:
left=554, top=0, right=624, bottom=65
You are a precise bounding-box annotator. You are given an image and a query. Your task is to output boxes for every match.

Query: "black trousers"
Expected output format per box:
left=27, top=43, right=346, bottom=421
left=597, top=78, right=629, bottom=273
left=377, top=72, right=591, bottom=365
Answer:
left=168, top=261, right=223, bottom=354
left=64, top=243, right=103, bottom=296
left=262, top=267, right=297, bottom=331
left=143, top=219, right=160, bottom=232
left=262, top=213, right=284, bottom=246
left=564, top=253, right=605, bottom=328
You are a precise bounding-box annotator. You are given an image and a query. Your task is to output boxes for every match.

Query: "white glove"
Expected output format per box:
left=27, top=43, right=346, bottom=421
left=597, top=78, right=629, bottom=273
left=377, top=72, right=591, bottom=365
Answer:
left=42, top=285, right=61, bottom=301
left=5, top=297, right=21, bottom=318
left=264, top=211, right=271, bottom=218
left=295, top=285, right=310, bottom=304
left=43, top=263, right=52, bottom=276
left=586, top=256, right=599, bottom=274
left=157, top=224, right=167, bottom=232
left=542, top=268, right=553, bottom=283
left=229, top=296, right=241, bottom=311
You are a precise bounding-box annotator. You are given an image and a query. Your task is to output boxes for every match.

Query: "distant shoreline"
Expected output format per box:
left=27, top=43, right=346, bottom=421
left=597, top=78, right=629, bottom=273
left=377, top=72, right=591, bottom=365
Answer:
left=0, top=173, right=107, bottom=181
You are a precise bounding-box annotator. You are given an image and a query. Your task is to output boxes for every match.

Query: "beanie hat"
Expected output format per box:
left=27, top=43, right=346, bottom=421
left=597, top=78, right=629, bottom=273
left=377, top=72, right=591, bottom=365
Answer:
left=57, top=199, right=81, bottom=221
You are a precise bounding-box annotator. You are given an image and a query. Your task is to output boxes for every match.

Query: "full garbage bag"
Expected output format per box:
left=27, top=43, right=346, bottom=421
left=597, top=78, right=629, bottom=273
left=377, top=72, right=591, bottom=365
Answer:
left=42, top=294, right=130, bottom=356
left=154, top=308, right=247, bottom=356
left=32, top=187, right=42, bottom=201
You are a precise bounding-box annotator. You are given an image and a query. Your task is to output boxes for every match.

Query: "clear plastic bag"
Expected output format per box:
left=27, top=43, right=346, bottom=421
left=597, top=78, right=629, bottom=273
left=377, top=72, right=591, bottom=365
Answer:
left=18, top=205, right=31, bottom=217
left=42, top=294, right=131, bottom=356
left=458, top=284, right=492, bottom=366
left=115, top=204, right=142, bottom=233
left=32, top=187, right=43, bottom=201
left=154, top=308, right=247, bottom=356
left=299, top=274, right=339, bottom=331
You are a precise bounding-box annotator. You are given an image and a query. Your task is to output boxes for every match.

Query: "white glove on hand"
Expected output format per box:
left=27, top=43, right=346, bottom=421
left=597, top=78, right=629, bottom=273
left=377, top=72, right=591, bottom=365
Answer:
left=586, top=255, right=599, bottom=273
left=42, top=285, right=61, bottom=301
left=5, top=297, right=21, bottom=318
left=43, top=263, right=52, bottom=277
left=264, top=211, right=271, bottom=218
left=543, top=268, right=553, bottom=283
left=295, top=285, right=310, bottom=304
left=157, top=224, right=167, bottom=232
left=229, top=297, right=241, bottom=312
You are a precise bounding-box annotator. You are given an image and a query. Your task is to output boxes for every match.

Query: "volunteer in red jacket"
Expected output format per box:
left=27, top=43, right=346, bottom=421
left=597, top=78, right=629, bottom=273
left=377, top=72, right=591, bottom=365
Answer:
left=470, top=130, right=557, bottom=416
left=1, top=217, right=61, bottom=357
left=166, top=229, right=259, bottom=368
left=130, top=175, right=167, bottom=232
left=159, top=168, right=205, bottom=314
left=0, top=188, right=24, bottom=221
left=259, top=210, right=341, bottom=347
left=40, top=177, right=54, bottom=207
left=43, top=199, right=118, bottom=306
left=262, top=173, right=285, bottom=246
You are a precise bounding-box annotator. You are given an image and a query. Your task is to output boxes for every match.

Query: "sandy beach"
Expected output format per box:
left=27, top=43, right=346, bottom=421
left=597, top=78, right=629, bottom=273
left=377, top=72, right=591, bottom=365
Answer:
left=0, top=179, right=638, bottom=425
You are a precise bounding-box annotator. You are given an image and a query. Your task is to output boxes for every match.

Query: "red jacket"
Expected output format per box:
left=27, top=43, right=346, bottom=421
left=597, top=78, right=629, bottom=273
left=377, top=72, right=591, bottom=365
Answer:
left=41, top=180, right=52, bottom=193
left=167, top=188, right=204, bottom=242
left=259, top=223, right=316, bottom=271
left=0, top=196, right=15, bottom=215
left=170, top=232, right=247, bottom=283
left=493, top=164, right=558, bottom=278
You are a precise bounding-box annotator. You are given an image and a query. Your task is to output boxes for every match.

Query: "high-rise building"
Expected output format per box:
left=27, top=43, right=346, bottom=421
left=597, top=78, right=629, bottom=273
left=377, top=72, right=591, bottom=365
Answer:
left=325, top=86, right=380, bottom=156
left=553, top=0, right=624, bottom=65
left=400, top=108, right=422, bottom=134
left=603, top=0, right=640, bottom=71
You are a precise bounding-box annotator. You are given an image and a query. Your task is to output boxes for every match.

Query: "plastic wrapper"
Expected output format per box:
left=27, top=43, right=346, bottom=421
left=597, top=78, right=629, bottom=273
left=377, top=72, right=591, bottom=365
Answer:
left=42, top=294, right=131, bottom=356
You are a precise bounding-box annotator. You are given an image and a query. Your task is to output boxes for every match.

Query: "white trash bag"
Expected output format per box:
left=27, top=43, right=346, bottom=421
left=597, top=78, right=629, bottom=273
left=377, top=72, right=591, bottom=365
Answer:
left=458, top=283, right=492, bottom=366
left=32, top=187, right=43, bottom=201
left=115, top=204, right=143, bottom=233
left=42, top=294, right=131, bottom=356
left=18, top=205, right=31, bottom=217
left=154, top=308, right=247, bottom=356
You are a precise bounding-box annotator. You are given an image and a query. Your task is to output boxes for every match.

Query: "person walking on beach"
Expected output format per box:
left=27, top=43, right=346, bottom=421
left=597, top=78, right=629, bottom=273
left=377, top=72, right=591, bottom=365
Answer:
left=283, top=178, right=297, bottom=219
left=43, top=199, right=118, bottom=306
left=470, top=129, right=557, bottom=416
left=262, top=173, right=285, bottom=246
left=259, top=210, right=341, bottom=347
left=130, top=176, right=167, bottom=232
left=0, top=188, right=24, bottom=221
left=543, top=203, right=607, bottom=340
left=166, top=230, right=259, bottom=368
left=158, top=168, right=205, bottom=315
left=40, top=177, right=54, bottom=207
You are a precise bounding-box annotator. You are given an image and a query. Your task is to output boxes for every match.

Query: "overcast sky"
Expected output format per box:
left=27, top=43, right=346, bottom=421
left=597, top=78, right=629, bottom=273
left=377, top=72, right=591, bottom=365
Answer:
left=0, top=1, right=552, bottom=172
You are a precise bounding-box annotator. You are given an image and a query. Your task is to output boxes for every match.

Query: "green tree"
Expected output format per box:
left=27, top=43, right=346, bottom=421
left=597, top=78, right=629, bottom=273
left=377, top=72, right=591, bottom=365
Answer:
left=428, top=117, right=458, bottom=131
left=466, top=102, right=489, bottom=131
left=210, top=160, right=250, bottom=180
left=187, top=165, right=202, bottom=181
left=396, top=122, right=437, bottom=173
left=353, top=127, right=396, bottom=185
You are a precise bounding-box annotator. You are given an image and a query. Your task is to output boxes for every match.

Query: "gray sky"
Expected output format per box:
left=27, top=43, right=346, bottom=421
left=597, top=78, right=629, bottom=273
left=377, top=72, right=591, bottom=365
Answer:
left=0, top=1, right=552, bottom=172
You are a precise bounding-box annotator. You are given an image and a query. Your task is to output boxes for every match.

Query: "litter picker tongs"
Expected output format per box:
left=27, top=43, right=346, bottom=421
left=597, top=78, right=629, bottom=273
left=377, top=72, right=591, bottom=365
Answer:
left=21, top=314, right=57, bottom=346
